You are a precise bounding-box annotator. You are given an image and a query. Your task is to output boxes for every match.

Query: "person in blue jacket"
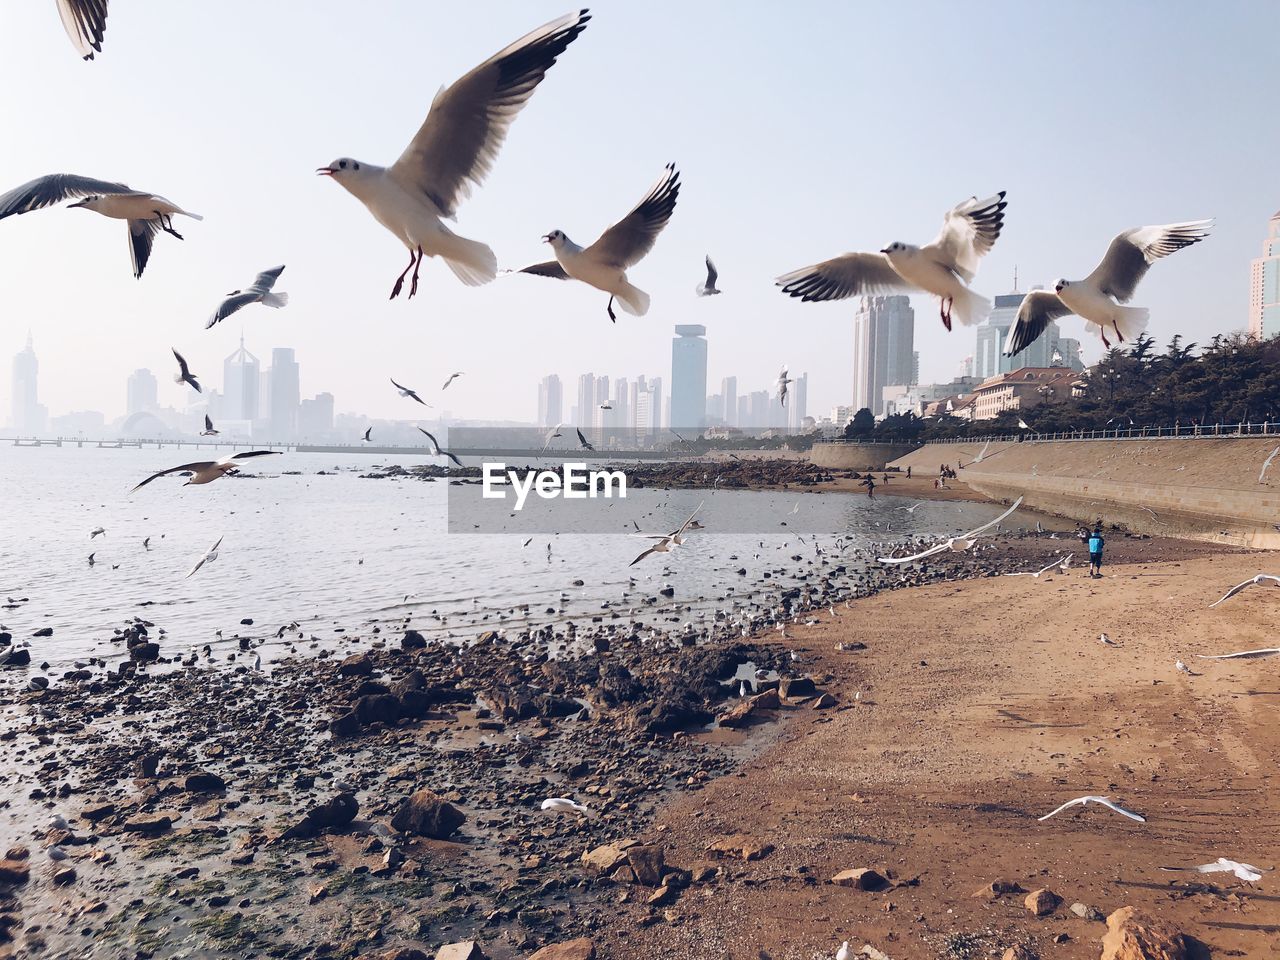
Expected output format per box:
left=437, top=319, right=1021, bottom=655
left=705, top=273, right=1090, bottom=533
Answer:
left=1088, top=525, right=1105, bottom=578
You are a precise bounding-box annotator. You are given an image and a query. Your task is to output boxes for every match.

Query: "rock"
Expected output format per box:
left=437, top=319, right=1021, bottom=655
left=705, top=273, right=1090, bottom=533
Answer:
left=779, top=676, right=817, bottom=698
left=1100, top=906, right=1189, bottom=960
left=128, top=642, right=160, bottom=663
left=751, top=688, right=781, bottom=710
left=580, top=843, right=629, bottom=876
left=328, top=710, right=362, bottom=737
left=52, top=867, right=76, bottom=886
left=974, top=879, right=1025, bottom=900
left=357, top=950, right=429, bottom=960
left=391, top=789, right=465, bottom=839
left=706, top=834, right=773, bottom=861
left=625, top=845, right=665, bottom=886
left=832, top=868, right=887, bottom=891
left=354, top=693, right=402, bottom=727
left=716, top=699, right=756, bottom=729
left=0, top=860, right=30, bottom=886
left=401, top=629, right=427, bottom=651
left=121, top=814, right=172, bottom=835
left=3, top=648, right=30, bottom=666
left=526, top=939, right=596, bottom=960
left=1071, top=902, right=1105, bottom=921
left=79, top=802, right=115, bottom=823
left=184, top=771, right=226, bottom=793
left=646, top=884, right=677, bottom=906
left=1025, top=888, right=1061, bottom=917
left=434, top=942, right=485, bottom=960
left=338, top=653, right=374, bottom=677
left=277, top=792, right=358, bottom=841
left=1001, top=947, right=1037, bottom=960
left=813, top=692, right=838, bottom=709
left=32, top=627, right=53, bottom=638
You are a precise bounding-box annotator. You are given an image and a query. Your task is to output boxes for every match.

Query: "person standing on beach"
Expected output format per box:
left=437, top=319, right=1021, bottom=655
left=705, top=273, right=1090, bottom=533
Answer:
left=906, top=466, right=912, bottom=479
left=864, top=476, right=876, bottom=498
left=1088, top=525, right=1105, bottom=578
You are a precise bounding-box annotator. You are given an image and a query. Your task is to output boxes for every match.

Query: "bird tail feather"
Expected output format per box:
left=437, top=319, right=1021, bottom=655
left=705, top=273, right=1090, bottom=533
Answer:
left=949, top=286, right=991, bottom=327
left=614, top=281, right=650, bottom=317
left=262, top=292, right=289, bottom=308
left=439, top=228, right=497, bottom=287
left=1110, top=306, right=1150, bottom=344
left=180, top=211, right=204, bottom=221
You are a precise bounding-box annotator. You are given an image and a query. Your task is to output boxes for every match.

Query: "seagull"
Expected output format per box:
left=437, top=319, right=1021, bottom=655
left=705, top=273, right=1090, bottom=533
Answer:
left=777, top=192, right=1007, bottom=330
left=777, top=367, right=794, bottom=407
left=540, top=797, right=591, bottom=816
left=1196, top=647, right=1280, bottom=661
left=630, top=503, right=703, bottom=566
left=205, top=265, right=287, bottom=328
left=696, top=255, right=721, bottom=296
left=0, top=174, right=201, bottom=278
left=973, top=439, right=992, bottom=463
left=1017, top=418, right=1031, bottom=431
left=1099, top=633, right=1116, bottom=646
left=878, top=497, right=1023, bottom=564
left=130, top=451, right=281, bottom=493
left=542, top=423, right=565, bottom=451
left=1260, top=446, right=1280, bottom=484
left=895, top=502, right=926, bottom=514
left=1175, top=659, right=1192, bottom=674
left=1160, top=858, right=1266, bottom=883
left=56, top=0, right=109, bottom=59
left=599, top=402, right=612, bottom=410
left=518, top=163, right=681, bottom=321
left=1004, top=221, right=1213, bottom=353
left=317, top=10, right=591, bottom=298
left=87, top=552, right=95, bottom=566
left=200, top=414, right=219, bottom=437
left=441, top=372, right=464, bottom=391
left=1209, top=574, right=1280, bottom=608
left=172, top=348, right=201, bottom=393
left=1005, top=555, right=1071, bottom=579
left=576, top=428, right=594, bottom=451
left=1038, top=795, right=1146, bottom=823
left=362, top=427, right=372, bottom=443
left=836, top=943, right=851, bottom=960
left=417, top=427, right=462, bottom=467
left=142, top=537, right=150, bottom=550
left=186, top=536, right=224, bottom=579
left=391, top=378, right=430, bottom=406
left=90, top=526, right=106, bottom=538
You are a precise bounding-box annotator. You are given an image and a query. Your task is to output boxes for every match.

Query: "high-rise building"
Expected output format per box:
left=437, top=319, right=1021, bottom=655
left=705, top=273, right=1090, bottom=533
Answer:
left=575, top=373, right=595, bottom=428
left=537, top=374, right=562, bottom=428
left=632, top=375, right=662, bottom=437
left=705, top=394, right=723, bottom=424
left=268, top=347, right=300, bottom=439
left=975, top=291, right=1085, bottom=379
left=670, top=325, right=707, bottom=429
left=300, top=392, right=335, bottom=437
left=126, top=368, right=158, bottom=416
left=737, top=394, right=751, bottom=429
left=787, top=372, right=808, bottom=429
left=852, top=295, right=915, bottom=416
left=223, top=336, right=260, bottom=421
left=1249, top=208, right=1280, bottom=339
left=720, top=376, right=738, bottom=427
left=9, top=333, right=46, bottom=434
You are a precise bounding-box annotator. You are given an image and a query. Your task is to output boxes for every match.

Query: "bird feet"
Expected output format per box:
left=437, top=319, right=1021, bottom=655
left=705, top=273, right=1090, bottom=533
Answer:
left=390, top=248, right=419, bottom=300
left=940, top=297, right=953, bottom=332
left=408, top=246, right=423, bottom=299
left=607, top=296, right=617, bottom=323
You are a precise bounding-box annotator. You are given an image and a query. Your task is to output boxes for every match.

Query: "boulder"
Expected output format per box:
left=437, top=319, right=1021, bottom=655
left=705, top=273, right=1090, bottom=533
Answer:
left=625, top=845, right=666, bottom=886
left=401, top=630, right=427, bottom=651
left=526, top=940, right=596, bottom=960
left=1100, top=906, right=1189, bottom=960
left=3, top=648, right=30, bottom=667
left=813, top=693, right=838, bottom=709
left=434, top=942, right=485, bottom=960
left=779, top=676, right=817, bottom=699
left=706, top=834, right=773, bottom=861
left=129, top=642, right=160, bottom=663
left=973, top=879, right=1024, bottom=900
left=1071, top=902, right=1105, bottom=922
left=1024, top=888, right=1061, bottom=917
left=357, top=950, right=430, bottom=960
left=580, top=843, right=629, bottom=876
left=338, top=653, right=374, bottom=677
left=354, top=693, right=402, bottom=727
left=277, top=792, right=358, bottom=841
left=0, top=860, right=30, bottom=886
left=121, top=814, right=172, bottom=835
left=751, top=688, right=781, bottom=710
left=79, top=802, right=115, bottom=823
left=715, top=699, right=756, bottom=729
left=183, top=771, right=226, bottom=793
left=832, top=867, right=887, bottom=891
left=1001, top=947, right=1037, bottom=960
left=391, top=789, right=465, bottom=839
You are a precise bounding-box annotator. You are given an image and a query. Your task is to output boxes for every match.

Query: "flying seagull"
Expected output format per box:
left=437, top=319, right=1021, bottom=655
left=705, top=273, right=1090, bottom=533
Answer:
left=1005, top=555, right=1072, bottom=579
left=186, top=536, right=224, bottom=579
left=1196, top=647, right=1280, bottom=661
left=878, top=497, right=1023, bottom=564
left=777, top=192, right=1007, bottom=330
left=576, top=428, right=594, bottom=451
left=56, top=0, right=108, bottom=60
left=441, top=372, right=464, bottom=390
left=172, top=348, right=201, bottom=393
left=1259, top=446, right=1279, bottom=484
left=1038, top=795, right=1146, bottom=823
left=777, top=366, right=794, bottom=407
left=417, top=427, right=462, bottom=467
left=542, top=423, right=564, bottom=451
left=895, top=501, right=926, bottom=514
left=540, top=797, right=591, bottom=816
left=630, top=503, right=703, bottom=566
left=696, top=255, right=721, bottom=296
left=1160, top=858, right=1266, bottom=883
left=200, top=414, right=219, bottom=437
left=1208, top=574, right=1280, bottom=608
left=90, top=526, right=106, bottom=538
left=205, top=265, right=287, bottom=328
left=599, top=402, right=612, bottom=410
left=518, top=163, right=681, bottom=321
left=1004, top=220, right=1213, bottom=354
left=361, top=427, right=372, bottom=443
left=318, top=10, right=591, bottom=298
left=391, top=378, right=431, bottom=406
left=0, top=174, right=200, bottom=278
left=130, top=451, right=281, bottom=493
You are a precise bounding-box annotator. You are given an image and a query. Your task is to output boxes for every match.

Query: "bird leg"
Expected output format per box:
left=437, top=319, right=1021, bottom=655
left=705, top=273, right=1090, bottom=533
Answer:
left=1101, top=329, right=1112, bottom=349
left=606, top=296, right=617, bottom=323
left=408, top=246, right=424, bottom=299
left=1113, top=320, right=1125, bottom=344
left=390, top=248, right=417, bottom=300
left=157, top=213, right=184, bottom=240
left=940, top=297, right=953, bottom=332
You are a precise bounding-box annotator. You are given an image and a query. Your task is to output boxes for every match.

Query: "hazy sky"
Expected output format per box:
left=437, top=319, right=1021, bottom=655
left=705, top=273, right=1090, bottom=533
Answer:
left=0, top=0, right=1275, bottom=424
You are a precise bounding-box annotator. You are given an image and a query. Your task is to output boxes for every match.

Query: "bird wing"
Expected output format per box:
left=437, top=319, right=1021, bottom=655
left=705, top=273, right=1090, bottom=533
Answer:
left=364, top=428, right=372, bottom=440
left=961, top=497, right=1023, bottom=540
left=186, top=555, right=208, bottom=579
left=204, top=415, right=213, bottom=431
left=516, top=259, right=570, bottom=279
left=576, top=428, right=593, bottom=449
left=0, top=173, right=134, bottom=219
left=205, top=290, right=260, bottom=329
left=56, top=0, right=108, bottom=59
left=671, top=501, right=705, bottom=538
left=629, top=542, right=666, bottom=566
left=1095, top=797, right=1146, bottom=822
left=776, top=251, right=911, bottom=302
left=924, top=191, right=1007, bottom=282
left=386, top=10, right=591, bottom=219
left=248, top=264, right=285, bottom=293
left=172, top=348, right=191, bottom=378
left=583, top=164, right=681, bottom=269
left=704, top=255, right=718, bottom=288
left=230, top=450, right=283, bottom=462
left=130, top=461, right=215, bottom=493
left=876, top=541, right=951, bottom=565
left=417, top=426, right=443, bottom=454
left=1037, top=796, right=1087, bottom=821
left=1005, top=291, right=1073, bottom=356
left=1196, top=647, right=1280, bottom=660
left=1209, top=574, right=1279, bottom=608
left=1084, top=220, right=1213, bottom=303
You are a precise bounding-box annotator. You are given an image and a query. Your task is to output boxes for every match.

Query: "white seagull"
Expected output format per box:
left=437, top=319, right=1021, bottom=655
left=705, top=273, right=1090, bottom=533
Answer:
left=878, top=497, right=1023, bottom=564
left=418, top=427, right=462, bottom=467
left=1005, top=555, right=1072, bottom=579
left=777, top=367, right=794, bottom=407
left=130, top=451, right=281, bottom=493
left=540, top=797, right=591, bottom=816
left=835, top=943, right=851, bottom=960
left=1038, top=795, right=1146, bottom=823
left=441, top=372, right=464, bottom=391
left=630, top=504, right=703, bottom=567
left=696, top=255, right=721, bottom=296
left=542, top=423, right=565, bottom=451
left=56, top=0, right=109, bottom=59
left=1196, top=647, right=1280, bottom=661
left=186, top=536, right=224, bottom=579
left=317, top=10, right=591, bottom=298
left=391, top=378, right=431, bottom=406
left=200, top=414, right=219, bottom=437
left=1160, top=858, right=1266, bottom=883
left=777, top=192, right=1008, bottom=330
left=172, top=348, right=201, bottom=393
left=1004, top=220, right=1213, bottom=353
left=1208, top=574, right=1280, bottom=608
left=205, top=265, right=288, bottom=329
left=1259, top=446, right=1280, bottom=484
left=90, top=526, right=106, bottom=539
left=0, top=174, right=200, bottom=278
left=518, top=164, right=681, bottom=321
left=362, top=427, right=373, bottom=443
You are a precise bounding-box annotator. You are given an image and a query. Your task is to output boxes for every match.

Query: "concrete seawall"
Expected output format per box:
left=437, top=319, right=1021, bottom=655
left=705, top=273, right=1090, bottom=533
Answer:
left=890, top=437, right=1280, bottom=549
left=809, top=442, right=922, bottom=472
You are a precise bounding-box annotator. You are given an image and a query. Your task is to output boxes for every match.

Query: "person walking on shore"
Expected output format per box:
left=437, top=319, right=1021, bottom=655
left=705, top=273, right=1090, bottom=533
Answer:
left=863, top=476, right=876, bottom=498
left=906, top=466, right=912, bottom=479
left=1088, top=525, right=1105, bottom=578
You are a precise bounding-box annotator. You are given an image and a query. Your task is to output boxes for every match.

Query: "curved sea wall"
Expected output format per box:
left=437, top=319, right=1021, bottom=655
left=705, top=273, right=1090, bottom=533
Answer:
left=890, top=437, right=1280, bottom=549
left=809, top=442, right=922, bottom=472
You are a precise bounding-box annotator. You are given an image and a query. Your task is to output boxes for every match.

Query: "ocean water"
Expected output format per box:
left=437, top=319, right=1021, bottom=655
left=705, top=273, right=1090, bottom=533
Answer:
left=0, top=444, right=1010, bottom=667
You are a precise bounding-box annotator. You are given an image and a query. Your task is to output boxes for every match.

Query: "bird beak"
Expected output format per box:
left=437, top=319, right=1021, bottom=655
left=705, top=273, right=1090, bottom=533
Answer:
left=68, top=199, right=89, bottom=209
left=879, top=247, right=889, bottom=254
left=316, top=167, right=335, bottom=177
left=541, top=234, right=553, bottom=243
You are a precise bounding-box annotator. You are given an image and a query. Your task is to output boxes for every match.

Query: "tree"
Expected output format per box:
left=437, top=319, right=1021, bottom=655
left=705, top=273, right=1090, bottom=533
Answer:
left=844, top=407, right=875, bottom=439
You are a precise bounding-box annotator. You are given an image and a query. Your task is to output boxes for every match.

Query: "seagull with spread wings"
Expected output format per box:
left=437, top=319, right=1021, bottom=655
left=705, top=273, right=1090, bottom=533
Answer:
left=200, top=414, right=219, bottom=437
left=56, top=0, right=109, bottom=59
left=130, top=451, right=281, bottom=494
left=1005, top=555, right=1072, bottom=579
left=878, top=497, right=1023, bottom=564
left=0, top=174, right=201, bottom=278
left=696, top=255, right=721, bottom=296
left=441, top=372, right=464, bottom=391
left=1038, top=795, right=1146, bottom=823
left=630, top=503, right=703, bottom=566
left=518, top=164, right=681, bottom=321
left=1197, top=646, right=1280, bottom=661
left=777, top=366, right=794, bottom=407
left=172, top=348, right=201, bottom=393
left=186, top=536, right=224, bottom=579
left=1160, top=858, right=1266, bottom=883
left=576, top=428, right=594, bottom=451
left=542, top=423, right=564, bottom=451
left=391, top=378, right=430, bottom=406
left=1209, top=573, right=1280, bottom=608
left=317, top=10, right=591, bottom=298
left=1005, top=221, right=1212, bottom=354
left=777, top=192, right=1007, bottom=330
left=206, top=265, right=288, bottom=328
left=361, top=427, right=372, bottom=443
left=417, top=427, right=462, bottom=467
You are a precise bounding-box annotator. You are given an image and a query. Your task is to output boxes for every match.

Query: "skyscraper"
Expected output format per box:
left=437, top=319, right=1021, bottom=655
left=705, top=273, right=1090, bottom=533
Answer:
left=268, top=347, right=300, bottom=439
left=787, top=372, right=808, bottom=429
left=9, top=333, right=46, bottom=433
left=975, top=291, right=1084, bottom=379
left=1249, top=208, right=1280, bottom=339
left=852, top=295, right=915, bottom=416
left=223, top=336, right=260, bottom=421
left=575, top=373, right=596, bottom=428
left=300, top=392, right=335, bottom=437
left=537, top=374, right=563, bottom=428
left=126, top=368, right=158, bottom=417
left=720, top=376, right=737, bottom=426
left=669, top=325, right=707, bottom=429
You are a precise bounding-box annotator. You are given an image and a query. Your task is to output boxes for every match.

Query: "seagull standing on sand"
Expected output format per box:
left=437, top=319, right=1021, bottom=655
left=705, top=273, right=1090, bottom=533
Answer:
left=441, top=372, right=464, bottom=391
left=130, top=451, right=281, bottom=493
left=518, top=164, right=681, bottom=321
left=777, top=192, right=1008, bottom=330
left=540, top=797, right=591, bottom=816
left=1004, top=221, right=1213, bottom=353
left=172, top=349, right=201, bottom=393
left=418, top=427, right=462, bottom=467
left=1209, top=574, right=1280, bottom=608
left=186, top=536, right=224, bottom=579
left=0, top=174, right=200, bottom=278
left=317, top=10, right=591, bottom=298
left=1038, top=795, right=1146, bottom=823
left=205, top=266, right=287, bottom=328
left=696, top=255, right=721, bottom=296
left=56, top=0, right=109, bottom=59
left=835, top=942, right=851, bottom=960
left=777, top=367, right=794, bottom=407
left=1160, top=858, right=1266, bottom=883
left=391, top=378, right=430, bottom=406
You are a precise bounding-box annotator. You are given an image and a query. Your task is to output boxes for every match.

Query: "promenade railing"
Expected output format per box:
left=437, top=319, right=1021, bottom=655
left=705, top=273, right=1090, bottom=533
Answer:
left=817, top=421, right=1280, bottom=447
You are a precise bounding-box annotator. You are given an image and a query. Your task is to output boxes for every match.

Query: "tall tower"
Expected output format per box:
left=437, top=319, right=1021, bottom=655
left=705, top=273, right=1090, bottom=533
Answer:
left=222, top=335, right=260, bottom=421
left=669, top=325, right=708, bottom=430
left=268, top=347, right=300, bottom=439
left=852, top=296, right=914, bottom=416
left=10, top=332, right=44, bottom=433
left=126, top=368, right=158, bottom=416
left=537, top=374, right=563, bottom=428
left=1249, top=209, right=1280, bottom=339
